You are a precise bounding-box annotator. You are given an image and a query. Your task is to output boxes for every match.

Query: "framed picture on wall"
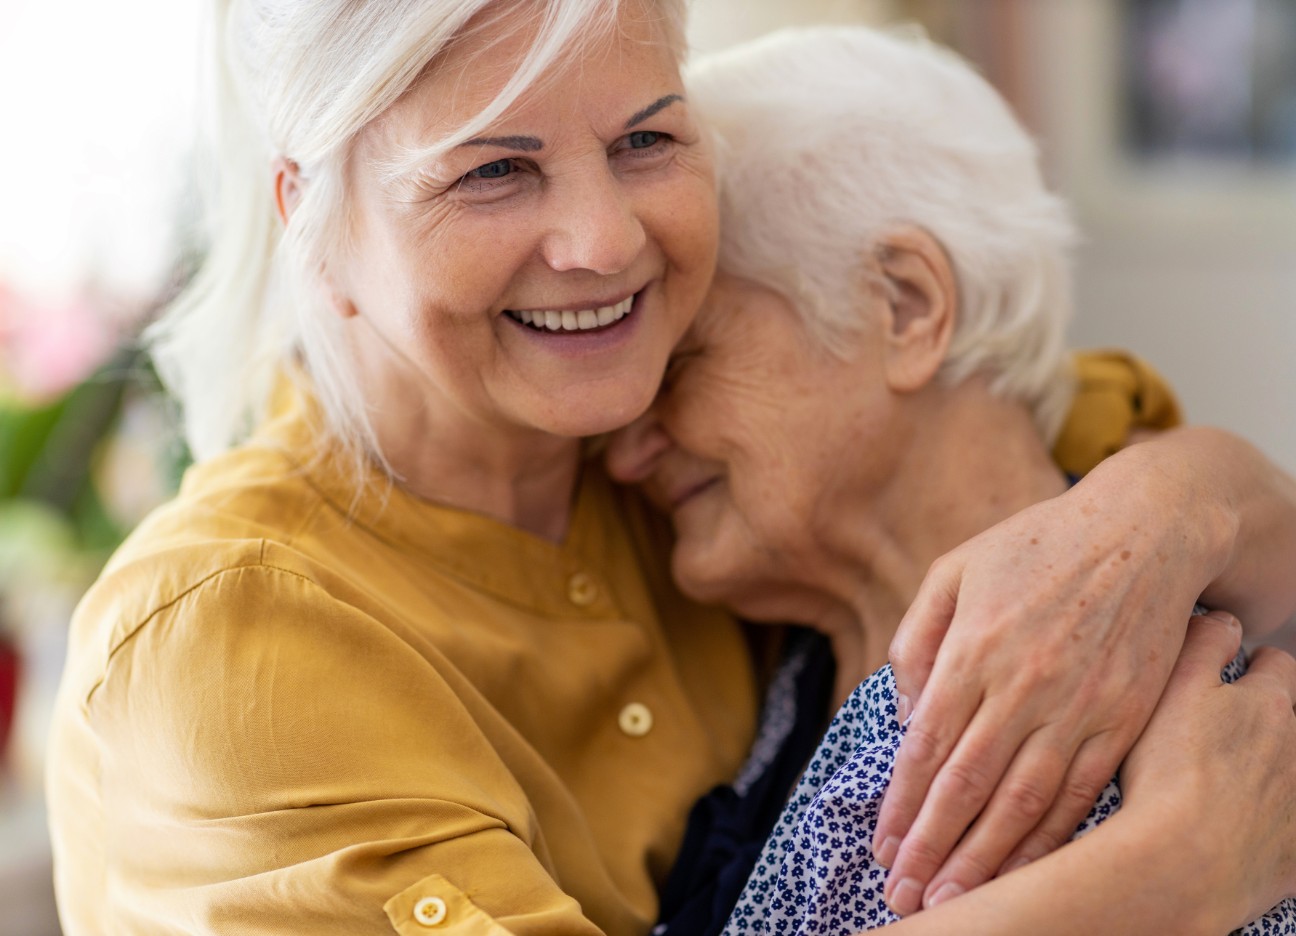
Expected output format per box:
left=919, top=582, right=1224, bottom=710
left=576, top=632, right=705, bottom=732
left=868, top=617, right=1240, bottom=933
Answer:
left=1032, top=0, right=1296, bottom=244
left=1121, top=0, right=1296, bottom=165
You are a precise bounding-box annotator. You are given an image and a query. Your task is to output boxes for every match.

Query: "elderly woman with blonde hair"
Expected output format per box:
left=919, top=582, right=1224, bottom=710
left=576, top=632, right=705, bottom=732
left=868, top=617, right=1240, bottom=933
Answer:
left=610, top=26, right=1296, bottom=935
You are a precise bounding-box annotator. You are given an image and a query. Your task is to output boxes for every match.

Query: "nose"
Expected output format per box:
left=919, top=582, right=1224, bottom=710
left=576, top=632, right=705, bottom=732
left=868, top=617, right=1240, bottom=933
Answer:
left=606, top=403, right=673, bottom=485
left=542, top=167, right=646, bottom=275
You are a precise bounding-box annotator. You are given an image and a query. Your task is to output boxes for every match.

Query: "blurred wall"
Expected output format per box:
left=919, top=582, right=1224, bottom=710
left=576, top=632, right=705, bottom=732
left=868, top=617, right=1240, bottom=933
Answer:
left=689, top=0, right=1296, bottom=473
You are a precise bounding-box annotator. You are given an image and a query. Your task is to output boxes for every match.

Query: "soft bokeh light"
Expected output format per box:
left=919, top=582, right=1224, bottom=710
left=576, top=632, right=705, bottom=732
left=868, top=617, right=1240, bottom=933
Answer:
left=0, top=0, right=200, bottom=304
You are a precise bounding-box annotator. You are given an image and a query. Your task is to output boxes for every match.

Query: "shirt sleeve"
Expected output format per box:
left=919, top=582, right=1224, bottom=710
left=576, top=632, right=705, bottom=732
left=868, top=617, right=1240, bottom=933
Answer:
left=84, top=562, right=606, bottom=936
left=1053, top=349, right=1183, bottom=477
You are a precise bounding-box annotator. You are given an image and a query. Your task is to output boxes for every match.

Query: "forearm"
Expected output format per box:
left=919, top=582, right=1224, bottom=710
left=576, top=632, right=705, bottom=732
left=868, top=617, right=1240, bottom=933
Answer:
left=878, top=808, right=1237, bottom=936
left=1085, top=425, right=1296, bottom=635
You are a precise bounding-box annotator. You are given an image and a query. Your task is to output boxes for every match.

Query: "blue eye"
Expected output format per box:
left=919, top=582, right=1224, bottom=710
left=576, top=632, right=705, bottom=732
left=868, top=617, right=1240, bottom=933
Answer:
left=628, top=130, right=661, bottom=149
left=467, top=159, right=514, bottom=180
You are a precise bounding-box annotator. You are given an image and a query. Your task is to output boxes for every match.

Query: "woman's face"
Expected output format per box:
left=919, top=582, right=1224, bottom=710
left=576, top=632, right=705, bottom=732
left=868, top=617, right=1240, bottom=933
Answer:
left=334, top=2, right=717, bottom=443
left=606, top=272, right=905, bottom=621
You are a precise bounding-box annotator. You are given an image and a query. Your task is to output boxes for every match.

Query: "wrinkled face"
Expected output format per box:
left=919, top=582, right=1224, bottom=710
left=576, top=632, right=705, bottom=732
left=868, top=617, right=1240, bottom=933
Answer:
left=335, top=1, right=717, bottom=442
left=606, top=272, right=903, bottom=620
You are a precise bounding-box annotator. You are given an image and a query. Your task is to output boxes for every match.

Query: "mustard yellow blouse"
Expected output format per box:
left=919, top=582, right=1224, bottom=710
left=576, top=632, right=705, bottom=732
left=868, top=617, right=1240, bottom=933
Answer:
left=47, top=383, right=759, bottom=936
left=46, top=351, right=1178, bottom=936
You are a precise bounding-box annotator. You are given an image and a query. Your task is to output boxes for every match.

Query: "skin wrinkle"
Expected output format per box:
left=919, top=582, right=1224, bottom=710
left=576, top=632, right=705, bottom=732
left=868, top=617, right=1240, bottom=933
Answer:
left=609, top=239, right=1070, bottom=702
left=310, top=0, right=716, bottom=541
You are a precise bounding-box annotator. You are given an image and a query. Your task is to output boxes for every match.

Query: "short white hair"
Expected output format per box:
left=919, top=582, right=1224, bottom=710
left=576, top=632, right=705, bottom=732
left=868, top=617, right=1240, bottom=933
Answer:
left=149, top=0, right=686, bottom=468
left=687, top=26, right=1076, bottom=441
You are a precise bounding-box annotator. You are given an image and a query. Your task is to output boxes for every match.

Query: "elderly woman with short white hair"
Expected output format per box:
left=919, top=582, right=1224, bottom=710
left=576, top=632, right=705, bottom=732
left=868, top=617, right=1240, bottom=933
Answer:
left=610, top=26, right=1296, bottom=934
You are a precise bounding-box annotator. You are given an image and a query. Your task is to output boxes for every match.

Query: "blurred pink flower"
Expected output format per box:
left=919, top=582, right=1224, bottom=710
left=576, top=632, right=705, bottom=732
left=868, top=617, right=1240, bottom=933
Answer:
left=0, top=283, right=118, bottom=402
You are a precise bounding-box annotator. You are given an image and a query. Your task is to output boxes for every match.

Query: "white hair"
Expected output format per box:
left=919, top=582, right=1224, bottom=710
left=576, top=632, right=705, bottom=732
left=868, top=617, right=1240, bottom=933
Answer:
left=687, top=26, right=1077, bottom=441
left=149, top=0, right=686, bottom=469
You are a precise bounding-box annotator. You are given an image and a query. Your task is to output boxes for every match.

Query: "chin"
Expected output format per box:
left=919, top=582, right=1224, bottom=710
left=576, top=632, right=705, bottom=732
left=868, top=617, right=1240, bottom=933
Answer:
left=535, top=384, right=658, bottom=439
left=671, top=544, right=744, bottom=610
left=672, top=542, right=806, bottom=624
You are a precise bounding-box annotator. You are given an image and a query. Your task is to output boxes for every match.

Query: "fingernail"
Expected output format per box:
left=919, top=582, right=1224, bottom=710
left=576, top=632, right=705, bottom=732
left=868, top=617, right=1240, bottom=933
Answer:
left=1202, top=609, right=1240, bottom=629
left=1004, top=856, right=1032, bottom=873
left=888, top=877, right=924, bottom=916
left=875, top=835, right=900, bottom=868
left=896, top=693, right=911, bottom=724
left=926, top=881, right=964, bottom=907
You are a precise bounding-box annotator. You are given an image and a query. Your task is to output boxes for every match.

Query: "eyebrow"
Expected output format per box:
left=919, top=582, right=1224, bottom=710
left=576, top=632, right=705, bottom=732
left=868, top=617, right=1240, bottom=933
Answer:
left=458, top=134, right=543, bottom=152
left=454, top=94, right=684, bottom=154
left=625, top=93, right=683, bottom=129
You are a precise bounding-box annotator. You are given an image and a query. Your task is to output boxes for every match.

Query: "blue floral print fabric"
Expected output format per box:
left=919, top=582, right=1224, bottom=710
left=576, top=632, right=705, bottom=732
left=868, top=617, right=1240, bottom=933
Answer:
left=723, top=656, right=1296, bottom=936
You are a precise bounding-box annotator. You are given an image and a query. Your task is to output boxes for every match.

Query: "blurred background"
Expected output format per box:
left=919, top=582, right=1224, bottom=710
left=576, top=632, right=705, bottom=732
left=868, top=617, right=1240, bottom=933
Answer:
left=1, top=1, right=1293, bottom=932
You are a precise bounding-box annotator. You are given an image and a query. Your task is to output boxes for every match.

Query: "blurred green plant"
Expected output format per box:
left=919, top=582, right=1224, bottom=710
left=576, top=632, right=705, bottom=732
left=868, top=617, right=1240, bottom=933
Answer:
left=0, top=345, right=186, bottom=638
left=1, top=346, right=140, bottom=556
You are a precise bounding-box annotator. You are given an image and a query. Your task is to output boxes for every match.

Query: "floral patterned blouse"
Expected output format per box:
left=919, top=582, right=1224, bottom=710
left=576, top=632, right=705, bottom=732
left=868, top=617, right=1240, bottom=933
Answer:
left=722, top=653, right=1296, bottom=935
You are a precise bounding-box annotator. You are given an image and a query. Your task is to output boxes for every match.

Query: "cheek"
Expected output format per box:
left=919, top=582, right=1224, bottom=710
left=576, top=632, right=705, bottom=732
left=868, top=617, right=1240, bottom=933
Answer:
left=649, top=174, right=719, bottom=294
left=355, top=203, right=539, bottom=327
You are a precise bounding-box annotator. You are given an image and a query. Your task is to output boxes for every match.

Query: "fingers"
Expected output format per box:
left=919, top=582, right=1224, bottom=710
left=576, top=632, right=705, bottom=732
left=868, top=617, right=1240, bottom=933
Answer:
left=994, top=733, right=1126, bottom=877
left=871, top=665, right=979, bottom=871
left=1170, top=611, right=1243, bottom=688
left=880, top=697, right=1030, bottom=916
left=876, top=559, right=965, bottom=862
left=890, top=555, right=962, bottom=723
left=915, top=732, right=1072, bottom=908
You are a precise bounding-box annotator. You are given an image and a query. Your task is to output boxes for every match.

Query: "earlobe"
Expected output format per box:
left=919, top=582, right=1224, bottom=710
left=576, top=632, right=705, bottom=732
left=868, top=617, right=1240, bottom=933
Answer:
left=873, top=227, right=957, bottom=394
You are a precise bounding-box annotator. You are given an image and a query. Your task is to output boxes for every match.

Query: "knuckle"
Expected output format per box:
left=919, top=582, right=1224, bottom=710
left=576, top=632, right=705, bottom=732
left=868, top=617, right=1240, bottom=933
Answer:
left=901, top=721, right=950, bottom=766
left=1058, top=768, right=1110, bottom=812
left=1017, top=825, right=1069, bottom=861
left=889, top=630, right=916, bottom=669
left=937, top=758, right=996, bottom=807
left=925, top=552, right=955, bottom=580
left=999, top=776, right=1054, bottom=823
left=946, top=850, right=998, bottom=888
left=897, top=833, right=950, bottom=875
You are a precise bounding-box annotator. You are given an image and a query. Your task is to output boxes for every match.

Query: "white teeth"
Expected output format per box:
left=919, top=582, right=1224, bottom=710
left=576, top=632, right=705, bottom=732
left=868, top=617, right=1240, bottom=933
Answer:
left=508, top=295, right=635, bottom=332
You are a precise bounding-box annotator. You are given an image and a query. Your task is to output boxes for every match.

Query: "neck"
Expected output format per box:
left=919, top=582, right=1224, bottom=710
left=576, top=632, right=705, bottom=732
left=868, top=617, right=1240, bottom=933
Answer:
left=380, top=413, right=583, bottom=542
left=350, top=331, right=583, bottom=543
left=806, top=380, right=1070, bottom=696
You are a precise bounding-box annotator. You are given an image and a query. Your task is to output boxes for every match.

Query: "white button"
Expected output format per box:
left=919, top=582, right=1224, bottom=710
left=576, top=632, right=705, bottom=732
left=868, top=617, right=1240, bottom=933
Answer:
left=618, top=702, right=653, bottom=737
left=567, top=571, right=598, bottom=607
left=413, top=896, right=448, bottom=927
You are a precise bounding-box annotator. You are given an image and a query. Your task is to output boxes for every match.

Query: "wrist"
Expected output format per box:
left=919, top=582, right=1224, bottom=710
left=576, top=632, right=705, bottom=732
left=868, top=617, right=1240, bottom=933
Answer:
left=1084, top=431, right=1238, bottom=594
left=1107, top=798, right=1249, bottom=935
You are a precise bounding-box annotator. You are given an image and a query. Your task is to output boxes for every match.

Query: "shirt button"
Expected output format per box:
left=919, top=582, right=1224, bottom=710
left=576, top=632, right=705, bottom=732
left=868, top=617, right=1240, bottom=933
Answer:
left=567, top=571, right=598, bottom=607
left=618, top=702, right=653, bottom=737
left=413, top=896, right=448, bottom=927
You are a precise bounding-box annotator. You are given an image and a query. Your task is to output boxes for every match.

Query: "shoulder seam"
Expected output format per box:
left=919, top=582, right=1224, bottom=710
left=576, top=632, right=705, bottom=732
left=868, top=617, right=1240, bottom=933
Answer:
left=84, top=558, right=335, bottom=707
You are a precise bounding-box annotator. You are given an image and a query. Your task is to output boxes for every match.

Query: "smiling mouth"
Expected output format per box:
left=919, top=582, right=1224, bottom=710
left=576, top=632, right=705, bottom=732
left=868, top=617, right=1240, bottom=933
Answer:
left=504, top=295, right=635, bottom=333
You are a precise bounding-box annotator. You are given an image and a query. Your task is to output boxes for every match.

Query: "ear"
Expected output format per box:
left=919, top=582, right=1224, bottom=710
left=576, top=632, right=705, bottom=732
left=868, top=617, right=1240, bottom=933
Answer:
left=273, top=157, right=358, bottom=320
left=873, top=226, right=957, bottom=394
left=273, top=156, right=304, bottom=225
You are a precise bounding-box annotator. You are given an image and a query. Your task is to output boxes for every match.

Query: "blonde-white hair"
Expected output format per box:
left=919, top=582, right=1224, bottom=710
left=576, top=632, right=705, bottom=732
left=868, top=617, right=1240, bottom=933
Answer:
left=688, top=26, right=1077, bottom=441
left=149, top=0, right=686, bottom=467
